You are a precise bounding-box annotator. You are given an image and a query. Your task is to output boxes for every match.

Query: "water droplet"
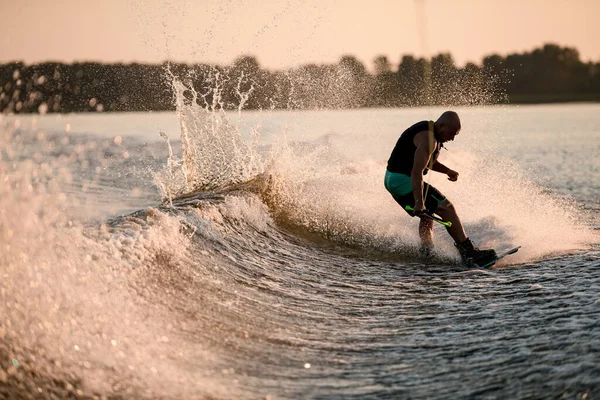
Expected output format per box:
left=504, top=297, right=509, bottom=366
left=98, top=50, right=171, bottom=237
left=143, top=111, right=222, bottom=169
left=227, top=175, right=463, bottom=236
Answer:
left=38, top=103, right=48, bottom=115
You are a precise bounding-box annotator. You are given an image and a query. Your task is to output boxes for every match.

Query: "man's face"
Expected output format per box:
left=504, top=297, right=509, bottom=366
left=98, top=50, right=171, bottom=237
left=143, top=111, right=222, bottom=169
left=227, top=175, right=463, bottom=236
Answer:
left=439, top=125, right=460, bottom=142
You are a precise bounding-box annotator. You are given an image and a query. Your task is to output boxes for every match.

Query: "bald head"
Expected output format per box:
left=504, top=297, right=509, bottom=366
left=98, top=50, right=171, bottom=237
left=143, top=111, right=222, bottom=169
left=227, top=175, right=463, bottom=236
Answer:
left=437, top=111, right=461, bottom=130
left=435, top=111, right=461, bottom=143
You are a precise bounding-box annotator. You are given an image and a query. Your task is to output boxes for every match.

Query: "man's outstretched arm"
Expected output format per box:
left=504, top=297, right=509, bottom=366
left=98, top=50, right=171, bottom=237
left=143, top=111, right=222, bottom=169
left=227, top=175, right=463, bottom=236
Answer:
left=432, top=160, right=459, bottom=182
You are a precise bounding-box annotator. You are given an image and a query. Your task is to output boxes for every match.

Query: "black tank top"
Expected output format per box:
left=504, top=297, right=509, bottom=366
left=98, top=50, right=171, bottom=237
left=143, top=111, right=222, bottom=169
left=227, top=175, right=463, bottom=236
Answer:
left=386, top=120, right=440, bottom=175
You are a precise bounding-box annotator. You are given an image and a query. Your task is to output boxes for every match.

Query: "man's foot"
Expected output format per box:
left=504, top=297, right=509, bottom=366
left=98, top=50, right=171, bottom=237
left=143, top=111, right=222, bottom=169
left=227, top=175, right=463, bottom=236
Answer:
left=455, top=238, right=496, bottom=267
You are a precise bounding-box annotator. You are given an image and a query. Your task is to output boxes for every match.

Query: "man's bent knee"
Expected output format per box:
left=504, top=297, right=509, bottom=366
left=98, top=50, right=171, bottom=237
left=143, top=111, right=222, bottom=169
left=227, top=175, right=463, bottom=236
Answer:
left=436, top=200, right=456, bottom=215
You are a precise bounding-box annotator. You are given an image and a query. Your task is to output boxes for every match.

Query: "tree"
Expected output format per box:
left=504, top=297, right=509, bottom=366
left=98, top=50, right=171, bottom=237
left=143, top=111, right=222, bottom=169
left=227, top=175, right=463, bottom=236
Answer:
left=373, top=56, right=392, bottom=75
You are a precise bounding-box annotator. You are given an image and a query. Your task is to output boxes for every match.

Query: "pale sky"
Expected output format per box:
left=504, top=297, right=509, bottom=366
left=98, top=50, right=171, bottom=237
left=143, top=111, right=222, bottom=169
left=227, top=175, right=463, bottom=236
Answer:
left=1, top=0, right=599, bottom=71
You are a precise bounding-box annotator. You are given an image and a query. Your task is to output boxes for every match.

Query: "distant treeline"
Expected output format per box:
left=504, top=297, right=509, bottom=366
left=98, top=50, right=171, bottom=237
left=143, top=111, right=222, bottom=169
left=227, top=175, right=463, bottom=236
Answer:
left=1, top=43, right=599, bottom=114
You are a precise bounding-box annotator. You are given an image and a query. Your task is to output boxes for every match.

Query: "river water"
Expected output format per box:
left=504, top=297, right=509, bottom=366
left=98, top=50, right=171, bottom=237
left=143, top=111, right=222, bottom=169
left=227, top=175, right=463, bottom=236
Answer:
left=1, top=101, right=599, bottom=399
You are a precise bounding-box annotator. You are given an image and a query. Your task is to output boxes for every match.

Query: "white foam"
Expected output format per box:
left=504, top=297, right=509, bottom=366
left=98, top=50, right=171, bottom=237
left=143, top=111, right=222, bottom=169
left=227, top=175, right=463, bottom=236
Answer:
left=154, top=77, right=263, bottom=202
left=0, top=122, right=227, bottom=398
left=155, top=84, right=597, bottom=262
left=264, top=125, right=597, bottom=262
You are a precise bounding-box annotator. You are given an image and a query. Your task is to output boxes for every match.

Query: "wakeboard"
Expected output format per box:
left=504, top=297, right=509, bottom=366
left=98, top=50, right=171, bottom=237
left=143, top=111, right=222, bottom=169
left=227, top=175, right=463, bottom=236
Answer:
left=474, top=246, right=521, bottom=269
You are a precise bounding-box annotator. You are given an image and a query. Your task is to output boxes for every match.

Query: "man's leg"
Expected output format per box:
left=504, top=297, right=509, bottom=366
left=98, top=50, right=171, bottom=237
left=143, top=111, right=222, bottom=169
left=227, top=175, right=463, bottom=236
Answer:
left=418, top=217, right=434, bottom=258
left=434, top=200, right=467, bottom=243
left=434, top=199, right=496, bottom=265
left=418, top=217, right=434, bottom=247
left=421, top=184, right=467, bottom=244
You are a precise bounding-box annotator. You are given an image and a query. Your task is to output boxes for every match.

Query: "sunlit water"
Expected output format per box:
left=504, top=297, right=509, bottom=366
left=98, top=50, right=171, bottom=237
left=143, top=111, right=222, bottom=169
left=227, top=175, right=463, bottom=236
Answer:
left=1, top=103, right=599, bottom=399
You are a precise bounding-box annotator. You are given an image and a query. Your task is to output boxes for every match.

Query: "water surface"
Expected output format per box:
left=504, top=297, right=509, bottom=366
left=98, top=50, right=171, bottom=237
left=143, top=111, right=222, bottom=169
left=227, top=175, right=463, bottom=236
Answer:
left=0, top=103, right=598, bottom=399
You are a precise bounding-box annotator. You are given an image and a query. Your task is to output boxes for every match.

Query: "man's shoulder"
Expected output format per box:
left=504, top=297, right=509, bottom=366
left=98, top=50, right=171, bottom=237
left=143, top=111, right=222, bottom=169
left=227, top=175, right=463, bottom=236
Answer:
left=401, top=120, right=430, bottom=136
left=407, top=120, right=430, bottom=130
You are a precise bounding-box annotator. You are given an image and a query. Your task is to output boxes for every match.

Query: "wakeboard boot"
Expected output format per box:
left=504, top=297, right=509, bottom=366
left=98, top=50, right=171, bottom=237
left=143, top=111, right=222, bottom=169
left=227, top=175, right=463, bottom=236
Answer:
left=455, top=238, right=497, bottom=267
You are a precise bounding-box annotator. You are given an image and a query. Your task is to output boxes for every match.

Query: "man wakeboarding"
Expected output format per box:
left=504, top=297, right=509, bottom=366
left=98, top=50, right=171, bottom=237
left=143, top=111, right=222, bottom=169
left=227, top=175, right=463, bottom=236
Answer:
left=384, top=111, right=497, bottom=266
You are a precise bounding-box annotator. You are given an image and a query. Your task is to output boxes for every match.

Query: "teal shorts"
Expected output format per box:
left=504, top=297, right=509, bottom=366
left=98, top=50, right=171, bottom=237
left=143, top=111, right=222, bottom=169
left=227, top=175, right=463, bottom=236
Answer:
left=384, top=170, right=447, bottom=215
